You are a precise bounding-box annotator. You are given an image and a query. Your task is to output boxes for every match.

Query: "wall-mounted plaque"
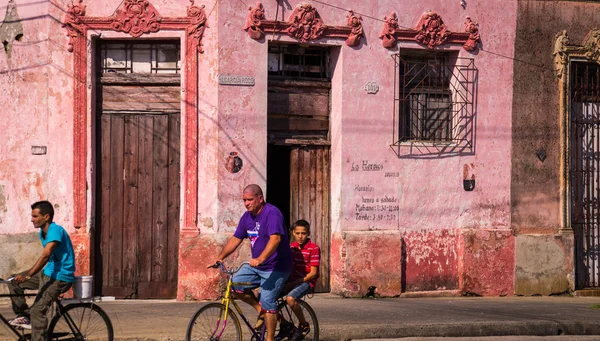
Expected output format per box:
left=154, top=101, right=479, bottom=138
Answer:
left=31, top=146, right=47, bottom=155
left=218, top=75, right=255, bottom=86
left=364, top=81, right=379, bottom=94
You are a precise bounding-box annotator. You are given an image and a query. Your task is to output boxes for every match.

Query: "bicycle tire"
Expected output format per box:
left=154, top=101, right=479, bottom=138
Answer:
left=186, top=302, right=242, bottom=341
left=46, top=302, right=114, bottom=341
left=277, top=299, right=319, bottom=341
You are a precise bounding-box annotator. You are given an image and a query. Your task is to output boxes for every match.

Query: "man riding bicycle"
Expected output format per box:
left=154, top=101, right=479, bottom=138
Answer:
left=216, top=184, right=292, bottom=341
left=7, top=200, right=75, bottom=341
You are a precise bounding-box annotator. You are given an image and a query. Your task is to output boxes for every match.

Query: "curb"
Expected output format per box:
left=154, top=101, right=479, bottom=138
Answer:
left=318, top=321, right=600, bottom=341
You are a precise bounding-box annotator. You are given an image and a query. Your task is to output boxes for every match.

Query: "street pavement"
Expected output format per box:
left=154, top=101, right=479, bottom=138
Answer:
left=2, top=293, right=600, bottom=340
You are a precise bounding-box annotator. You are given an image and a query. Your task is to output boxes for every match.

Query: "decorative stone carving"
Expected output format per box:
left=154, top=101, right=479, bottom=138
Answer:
left=379, top=12, right=399, bottom=49
left=345, top=10, right=363, bottom=47
left=583, top=30, right=600, bottom=64
left=110, top=0, right=162, bottom=37
left=415, top=11, right=450, bottom=49
left=0, top=0, right=24, bottom=58
left=187, top=0, right=208, bottom=53
left=553, top=30, right=569, bottom=78
left=463, top=16, right=480, bottom=52
left=244, top=2, right=357, bottom=45
left=62, top=0, right=86, bottom=53
left=379, top=11, right=480, bottom=51
left=244, top=2, right=266, bottom=40
left=286, top=3, right=325, bottom=43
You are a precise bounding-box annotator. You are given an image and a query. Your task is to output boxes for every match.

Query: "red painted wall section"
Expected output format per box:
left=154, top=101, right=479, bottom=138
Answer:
left=178, top=232, right=222, bottom=300
left=178, top=231, right=252, bottom=300
left=330, top=232, right=402, bottom=297
left=403, top=229, right=459, bottom=292
left=459, top=229, right=515, bottom=296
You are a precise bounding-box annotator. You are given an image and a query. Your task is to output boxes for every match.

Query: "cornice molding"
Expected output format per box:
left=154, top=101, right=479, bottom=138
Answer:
left=379, top=11, right=480, bottom=51
left=244, top=2, right=361, bottom=46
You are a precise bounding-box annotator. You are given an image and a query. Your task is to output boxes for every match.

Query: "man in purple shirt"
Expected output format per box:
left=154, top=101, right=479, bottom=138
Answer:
left=217, top=184, right=292, bottom=341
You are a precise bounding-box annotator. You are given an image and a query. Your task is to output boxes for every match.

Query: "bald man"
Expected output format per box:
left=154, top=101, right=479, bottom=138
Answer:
left=216, top=184, right=292, bottom=341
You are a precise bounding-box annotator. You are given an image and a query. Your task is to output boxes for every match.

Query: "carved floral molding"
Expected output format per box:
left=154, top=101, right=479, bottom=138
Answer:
left=63, top=0, right=208, bottom=53
left=244, top=2, right=363, bottom=46
left=553, top=29, right=600, bottom=78
left=61, top=0, right=205, bottom=229
left=379, top=11, right=480, bottom=52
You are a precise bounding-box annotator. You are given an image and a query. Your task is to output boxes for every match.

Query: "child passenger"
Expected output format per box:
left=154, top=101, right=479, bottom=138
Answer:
left=280, top=219, right=320, bottom=341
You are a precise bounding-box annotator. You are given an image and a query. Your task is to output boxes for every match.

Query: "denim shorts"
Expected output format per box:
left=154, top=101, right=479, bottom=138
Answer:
left=232, top=264, right=290, bottom=312
left=286, top=282, right=311, bottom=300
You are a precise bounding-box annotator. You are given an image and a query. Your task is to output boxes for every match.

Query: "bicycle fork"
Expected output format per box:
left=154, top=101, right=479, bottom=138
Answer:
left=212, top=280, right=235, bottom=340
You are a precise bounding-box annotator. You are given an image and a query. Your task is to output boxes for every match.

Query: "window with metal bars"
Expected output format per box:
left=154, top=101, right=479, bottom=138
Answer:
left=392, top=52, right=475, bottom=155
left=98, top=41, right=181, bottom=74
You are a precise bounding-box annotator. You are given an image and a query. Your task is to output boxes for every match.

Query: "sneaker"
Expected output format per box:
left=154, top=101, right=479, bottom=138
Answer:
left=253, top=312, right=265, bottom=330
left=290, top=323, right=310, bottom=341
left=9, top=316, right=31, bottom=330
left=275, top=320, right=296, bottom=341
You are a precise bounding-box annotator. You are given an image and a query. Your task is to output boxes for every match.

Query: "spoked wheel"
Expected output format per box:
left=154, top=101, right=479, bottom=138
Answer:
left=46, top=302, right=113, bottom=341
left=277, top=299, right=319, bottom=341
left=186, top=303, right=242, bottom=341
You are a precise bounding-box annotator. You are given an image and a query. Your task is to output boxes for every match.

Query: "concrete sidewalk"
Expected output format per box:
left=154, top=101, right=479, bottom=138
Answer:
left=3, top=294, right=600, bottom=340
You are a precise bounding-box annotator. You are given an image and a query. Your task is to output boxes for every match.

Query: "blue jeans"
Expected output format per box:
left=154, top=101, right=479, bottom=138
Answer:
left=231, top=264, right=290, bottom=312
left=286, top=282, right=311, bottom=300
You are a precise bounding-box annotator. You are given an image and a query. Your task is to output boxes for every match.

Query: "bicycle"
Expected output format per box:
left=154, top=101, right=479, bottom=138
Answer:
left=186, top=262, right=319, bottom=341
left=0, top=277, right=114, bottom=341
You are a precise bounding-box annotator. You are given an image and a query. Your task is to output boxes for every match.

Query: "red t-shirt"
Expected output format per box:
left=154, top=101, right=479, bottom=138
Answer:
left=289, top=239, right=320, bottom=288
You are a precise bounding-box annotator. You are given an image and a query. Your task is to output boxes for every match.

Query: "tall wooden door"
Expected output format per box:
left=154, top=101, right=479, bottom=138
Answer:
left=290, top=146, right=330, bottom=292
left=96, top=112, right=180, bottom=298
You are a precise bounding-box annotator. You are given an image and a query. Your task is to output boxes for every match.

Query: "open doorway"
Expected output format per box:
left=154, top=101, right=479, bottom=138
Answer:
left=266, top=43, right=331, bottom=292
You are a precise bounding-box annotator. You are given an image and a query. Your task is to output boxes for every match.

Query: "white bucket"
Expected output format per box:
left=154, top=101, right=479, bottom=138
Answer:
left=73, top=275, right=93, bottom=299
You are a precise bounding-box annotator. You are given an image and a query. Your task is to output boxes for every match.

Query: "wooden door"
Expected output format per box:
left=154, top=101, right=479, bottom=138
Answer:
left=96, top=112, right=180, bottom=298
left=290, top=146, right=330, bottom=292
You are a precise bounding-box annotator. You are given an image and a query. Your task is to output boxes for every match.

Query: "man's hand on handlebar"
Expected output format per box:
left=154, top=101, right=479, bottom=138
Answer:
left=14, top=274, right=31, bottom=284
left=249, top=258, right=262, bottom=267
left=208, top=261, right=223, bottom=269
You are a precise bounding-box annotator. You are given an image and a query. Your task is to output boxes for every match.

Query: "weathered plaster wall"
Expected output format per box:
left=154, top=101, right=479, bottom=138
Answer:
left=515, top=234, right=573, bottom=295
left=511, top=1, right=598, bottom=294
left=328, top=0, right=516, bottom=296
left=1, top=0, right=528, bottom=299
left=0, top=0, right=78, bottom=279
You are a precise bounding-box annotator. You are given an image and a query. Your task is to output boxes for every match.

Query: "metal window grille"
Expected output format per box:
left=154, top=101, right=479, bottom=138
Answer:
left=98, top=41, right=181, bottom=74
left=570, top=61, right=600, bottom=288
left=268, top=44, right=330, bottom=79
left=392, top=54, right=476, bottom=156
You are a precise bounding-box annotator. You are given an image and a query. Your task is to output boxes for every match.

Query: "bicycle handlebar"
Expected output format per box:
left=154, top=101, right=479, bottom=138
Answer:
left=0, top=277, right=15, bottom=284
left=207, top=261, right=250, bottom=275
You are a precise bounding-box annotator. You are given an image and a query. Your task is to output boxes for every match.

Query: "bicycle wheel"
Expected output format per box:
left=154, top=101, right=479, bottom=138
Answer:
left=186, top=303, right=242, bottom=341
left=277, top=299, right=319, bottom=341
left=47, top=302, right=113, bottom=341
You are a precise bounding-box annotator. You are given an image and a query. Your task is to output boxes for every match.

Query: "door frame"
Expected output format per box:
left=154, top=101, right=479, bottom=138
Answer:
left=62, top=0, right=206, bottom=278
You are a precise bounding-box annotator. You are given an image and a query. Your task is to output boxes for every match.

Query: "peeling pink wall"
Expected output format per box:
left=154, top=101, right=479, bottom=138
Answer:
left=0, top=0, right=75, bottom=235
left=2, top=0, right=521, bottom=298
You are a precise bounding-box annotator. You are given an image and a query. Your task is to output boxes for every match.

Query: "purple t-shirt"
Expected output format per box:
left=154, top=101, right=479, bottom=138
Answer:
left=233, top=203, right=292, bottom=272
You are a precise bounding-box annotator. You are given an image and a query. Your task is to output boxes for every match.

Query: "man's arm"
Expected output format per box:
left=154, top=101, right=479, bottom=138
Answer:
left=15, top=241, right=58, bottom=283
left=217, top=236, right=243, bottom=262
left=250, top=233, right=281, bottom=267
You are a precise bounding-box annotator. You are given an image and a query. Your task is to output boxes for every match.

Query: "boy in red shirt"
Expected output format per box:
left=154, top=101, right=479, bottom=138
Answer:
left=280, top=220, right=320, bottom=341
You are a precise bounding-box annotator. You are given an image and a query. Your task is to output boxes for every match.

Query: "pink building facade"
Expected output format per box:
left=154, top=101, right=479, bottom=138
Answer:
left=0, top=0, right=582, bottom=299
